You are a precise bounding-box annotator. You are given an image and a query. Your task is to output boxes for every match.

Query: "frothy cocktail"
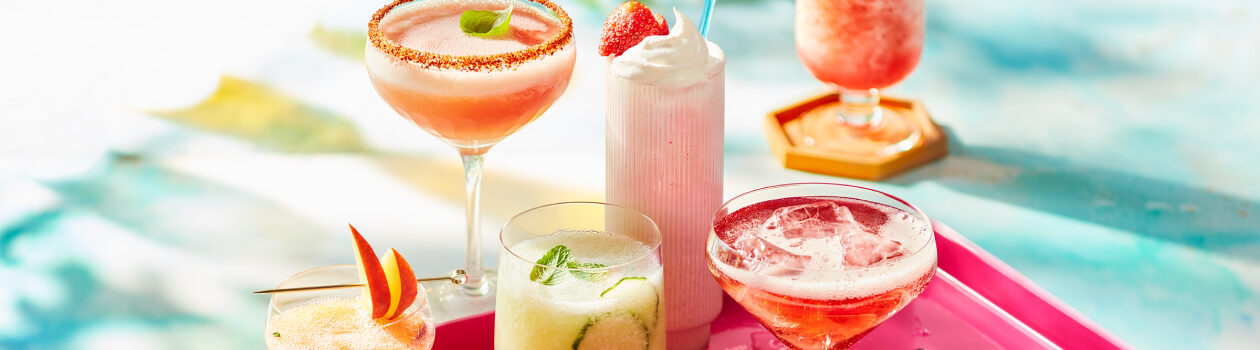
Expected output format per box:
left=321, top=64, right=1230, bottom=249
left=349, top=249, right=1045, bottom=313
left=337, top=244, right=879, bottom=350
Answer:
left=791, top=0, right=926, bottom=155
left=366, top=0, right=576, bottom=154
left=365, top=0, right=575, bottom=307
left=495, top=202, right=665, bottom=350
left=496, top=230, right=664, bottom=349
left=264, top=227, right=434, bottom=350
left=795, top=0, right=923, bottom=90
left=266, top=295, right=432, bottom=349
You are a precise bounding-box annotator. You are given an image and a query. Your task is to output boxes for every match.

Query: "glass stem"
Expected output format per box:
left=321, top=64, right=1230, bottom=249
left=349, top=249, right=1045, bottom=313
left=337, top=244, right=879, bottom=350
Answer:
left=837, top=88, right=884, bottom=128
left=460, top=152, right=489, bottom=296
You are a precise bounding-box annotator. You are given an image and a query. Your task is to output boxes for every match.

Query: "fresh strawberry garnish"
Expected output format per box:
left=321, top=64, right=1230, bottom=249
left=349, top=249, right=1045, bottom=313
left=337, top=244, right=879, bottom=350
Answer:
left=653, top=13, right=668, bottom=34
left=598, top=1, right=669, bottom=57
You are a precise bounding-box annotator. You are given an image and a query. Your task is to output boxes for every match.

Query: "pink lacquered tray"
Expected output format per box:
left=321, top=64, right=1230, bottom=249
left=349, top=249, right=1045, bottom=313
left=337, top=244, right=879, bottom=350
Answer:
left=433, top=221, right=1131, bottom=349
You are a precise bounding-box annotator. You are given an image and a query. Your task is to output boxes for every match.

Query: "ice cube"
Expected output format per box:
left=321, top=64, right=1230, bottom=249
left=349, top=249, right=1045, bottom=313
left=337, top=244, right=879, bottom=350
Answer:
left=762, top=201, right=868, bottom=239
left=750, top=200, right=905, bottom=269
left=733, top=232, right=812, bottom=270
left=842, top=231, right=903, bottom=267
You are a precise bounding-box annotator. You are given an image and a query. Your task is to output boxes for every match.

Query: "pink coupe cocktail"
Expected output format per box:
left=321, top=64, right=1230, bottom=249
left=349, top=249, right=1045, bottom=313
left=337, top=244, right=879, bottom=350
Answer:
left=708, top=183, right=936, bottom=349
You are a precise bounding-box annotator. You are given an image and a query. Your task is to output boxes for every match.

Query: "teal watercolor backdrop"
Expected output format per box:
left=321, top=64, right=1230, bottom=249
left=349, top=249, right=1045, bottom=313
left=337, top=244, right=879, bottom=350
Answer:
left=0, top=0, right=1256, bottom=349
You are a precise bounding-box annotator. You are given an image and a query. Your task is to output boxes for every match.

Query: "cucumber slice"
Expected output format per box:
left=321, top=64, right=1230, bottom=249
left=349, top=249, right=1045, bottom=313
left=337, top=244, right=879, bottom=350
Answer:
left=600, top=277, right=659, bottom=326
left=600, top=277, right=648, bottom=298
left=571, top=313, right=649, bottom=350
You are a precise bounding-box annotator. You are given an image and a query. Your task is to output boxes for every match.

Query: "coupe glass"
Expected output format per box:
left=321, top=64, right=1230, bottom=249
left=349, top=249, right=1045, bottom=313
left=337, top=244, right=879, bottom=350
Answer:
left=707, top=183, right=937, bottom=349
left=365, top=0, right=576, bottom=318
left=795, top=0, right=925, bottom=155
left=265, top=265, right=435, bottom=349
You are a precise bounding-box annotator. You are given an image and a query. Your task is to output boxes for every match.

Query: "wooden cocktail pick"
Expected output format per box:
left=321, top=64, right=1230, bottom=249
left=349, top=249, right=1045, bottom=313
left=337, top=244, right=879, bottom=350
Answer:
left=254, top=269, right=467, bottom=294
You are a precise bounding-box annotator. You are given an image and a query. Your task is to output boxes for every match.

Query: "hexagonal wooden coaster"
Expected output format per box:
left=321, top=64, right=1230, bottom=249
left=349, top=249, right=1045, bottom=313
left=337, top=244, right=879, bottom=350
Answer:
left=765, top=93, right=948, bottom=180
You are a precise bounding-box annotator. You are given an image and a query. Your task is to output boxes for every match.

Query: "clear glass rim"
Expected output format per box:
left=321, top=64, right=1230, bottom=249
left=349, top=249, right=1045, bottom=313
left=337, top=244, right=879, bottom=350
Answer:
left=367, top=0, right=574, bottom=72
left=499, top=201, right=662, bottom=272
left=266, top=264, right=428, bottom=328
left=710, top=182, right=935, bottom=272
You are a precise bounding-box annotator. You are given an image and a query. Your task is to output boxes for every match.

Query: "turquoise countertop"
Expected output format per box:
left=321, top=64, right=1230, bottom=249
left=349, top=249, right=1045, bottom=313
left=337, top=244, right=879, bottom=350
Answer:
left=1, top=0, right=1256, bottom=349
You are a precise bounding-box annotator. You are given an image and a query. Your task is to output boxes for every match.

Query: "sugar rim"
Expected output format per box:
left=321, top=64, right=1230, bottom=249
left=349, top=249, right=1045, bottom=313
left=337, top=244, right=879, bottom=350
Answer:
left=367, top=0, right=574, bottom=72
left=710, top=182, right=936, bottom=272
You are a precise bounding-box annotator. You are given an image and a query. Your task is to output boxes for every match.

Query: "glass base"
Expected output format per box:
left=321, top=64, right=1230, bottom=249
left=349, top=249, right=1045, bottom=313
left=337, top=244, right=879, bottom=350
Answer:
left=798, top=103, right=921, bottom=155
left=425, top=270, right=496, bottom=323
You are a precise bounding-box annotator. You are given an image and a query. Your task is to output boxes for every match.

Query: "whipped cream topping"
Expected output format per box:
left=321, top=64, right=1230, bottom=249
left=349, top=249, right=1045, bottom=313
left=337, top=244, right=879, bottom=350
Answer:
left=609, top=9, right=724, bottom=88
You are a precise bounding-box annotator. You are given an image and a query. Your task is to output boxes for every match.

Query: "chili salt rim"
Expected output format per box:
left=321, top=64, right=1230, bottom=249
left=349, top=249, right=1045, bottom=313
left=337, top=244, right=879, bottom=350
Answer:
left=368, top=0, right=574, bottom=72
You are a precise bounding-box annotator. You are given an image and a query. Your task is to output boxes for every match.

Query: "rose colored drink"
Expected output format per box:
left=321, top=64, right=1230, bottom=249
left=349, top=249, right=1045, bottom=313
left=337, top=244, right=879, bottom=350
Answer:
left=366, top=0, right=576, bottom=154
left=708, top=185, right=936, bottom=349
left=365, top=0, right=574, bottom=311
left=795, top=0, right=924, bottom=90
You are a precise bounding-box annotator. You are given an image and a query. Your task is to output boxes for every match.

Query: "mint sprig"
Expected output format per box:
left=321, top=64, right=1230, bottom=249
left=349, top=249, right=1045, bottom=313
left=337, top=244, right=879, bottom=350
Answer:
left=567, top=262, right=609, bottom=281
left=530, top=245, right=611, bottom=285
left=531, top=245, right=572, bottom=285
left=459, top=6, right=512, bottom=37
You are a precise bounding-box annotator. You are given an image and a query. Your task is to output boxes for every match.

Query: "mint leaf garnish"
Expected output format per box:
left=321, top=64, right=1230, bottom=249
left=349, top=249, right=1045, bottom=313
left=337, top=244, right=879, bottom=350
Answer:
left=460, top=7, right=512, bottom=37
left=530, top=245, right=614, bottom=285
left=567, top=262, right=608, bottom=281
left=531, top=245, right=572, bottom=285
left=538, top=269, right=566, bottom=285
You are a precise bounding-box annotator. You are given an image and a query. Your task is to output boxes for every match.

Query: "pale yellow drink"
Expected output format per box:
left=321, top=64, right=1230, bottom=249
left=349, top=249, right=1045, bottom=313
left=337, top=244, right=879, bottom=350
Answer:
left=495, top=230, right=664, bottom=350
left=265, top=265, right=435, bottom=350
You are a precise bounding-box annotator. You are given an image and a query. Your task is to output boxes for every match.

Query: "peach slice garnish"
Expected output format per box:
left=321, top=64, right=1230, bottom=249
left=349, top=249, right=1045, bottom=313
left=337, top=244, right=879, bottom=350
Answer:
left=380, top=247, right=419, bottom=320
left=349, top=224, right=393, bottom=319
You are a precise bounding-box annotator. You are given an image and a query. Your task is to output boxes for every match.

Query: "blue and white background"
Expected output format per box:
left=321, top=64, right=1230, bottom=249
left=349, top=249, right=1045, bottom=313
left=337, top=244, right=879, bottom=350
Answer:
left=0, top=0, right=1257, bottom=348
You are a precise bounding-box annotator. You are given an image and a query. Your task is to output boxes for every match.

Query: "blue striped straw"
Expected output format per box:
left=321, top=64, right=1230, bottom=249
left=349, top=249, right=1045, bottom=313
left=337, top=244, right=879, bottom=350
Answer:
left=699, top=0, right=716, bottom=37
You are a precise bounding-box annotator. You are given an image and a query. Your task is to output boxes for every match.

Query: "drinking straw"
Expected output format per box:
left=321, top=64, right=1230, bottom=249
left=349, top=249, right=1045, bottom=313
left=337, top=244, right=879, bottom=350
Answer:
left=699, top=0, right=716, bottom=37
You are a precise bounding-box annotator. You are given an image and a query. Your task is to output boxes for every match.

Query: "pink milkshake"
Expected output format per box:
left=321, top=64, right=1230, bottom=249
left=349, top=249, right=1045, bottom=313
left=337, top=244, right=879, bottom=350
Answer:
left=602, top=6, right=726, bottom=349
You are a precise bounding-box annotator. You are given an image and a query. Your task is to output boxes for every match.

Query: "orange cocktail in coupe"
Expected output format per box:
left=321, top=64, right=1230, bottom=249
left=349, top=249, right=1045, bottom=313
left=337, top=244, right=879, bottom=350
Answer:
left=366, top=0, right=574, bottom=151
left=364, top=0, right=575, bottom=315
